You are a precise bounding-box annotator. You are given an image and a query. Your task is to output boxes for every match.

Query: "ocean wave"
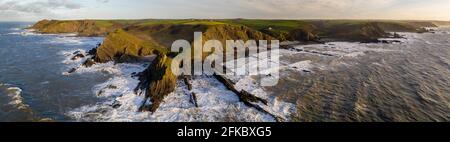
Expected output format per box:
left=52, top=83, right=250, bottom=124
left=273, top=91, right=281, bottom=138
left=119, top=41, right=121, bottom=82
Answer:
left=48, top=36, right=84, bottom=45
left=293, top=42, right=397, bottom=58
left=0, top=84, right=30, bottom=111
left=60, top=49, right=89, bottom=64
left=9, top=28, right=21, bottom=31
left=62, top=52, right=293, bottom=121
left=232, top=76, right=297, bottom=120
left=57, top=43, right=296, bottom=121
left=7, top=28, right=101, bottom=46
left=6, top=29, right=39, bottom=36
left=68, top=74, right=278, bottom=122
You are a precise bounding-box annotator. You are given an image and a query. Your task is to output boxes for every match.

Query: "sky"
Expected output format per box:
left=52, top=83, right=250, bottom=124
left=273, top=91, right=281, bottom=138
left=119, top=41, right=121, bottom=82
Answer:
left=1, top=0, right=450, bottom=21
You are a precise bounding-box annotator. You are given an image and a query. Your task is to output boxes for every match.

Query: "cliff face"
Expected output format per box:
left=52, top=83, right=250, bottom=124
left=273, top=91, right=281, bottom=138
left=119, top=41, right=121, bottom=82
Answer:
left=94, top=23, right=274, bottom=64
left=134, top=54, right=176, bottom=113
left=94, top=29, right=160, bottom=63
left=432, top=21, right=450, bottom=26
left=285, top=28, right=318, bottom=42
left=202, top=24, right=274, bottom=44
left=406, top=21, right=438, bottom=28
left=30, top=20, right=115, bottom=36
left=312, top=21, right=383, bottom=42
left=358, top=23, right=389, bottom=42
left=375, top=22, right=434, bottom=33
left=310, top=21, right=436, bottom=42
left=125, top=24, right=274, bottom=49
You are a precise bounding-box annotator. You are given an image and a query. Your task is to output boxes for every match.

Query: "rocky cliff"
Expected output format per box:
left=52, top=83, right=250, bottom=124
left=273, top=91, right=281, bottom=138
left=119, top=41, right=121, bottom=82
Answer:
left=310, top=20, right=435, bottom=42
left=134, top=54, right=176, bottom=113
left=94, top=29, right=161, bottom=63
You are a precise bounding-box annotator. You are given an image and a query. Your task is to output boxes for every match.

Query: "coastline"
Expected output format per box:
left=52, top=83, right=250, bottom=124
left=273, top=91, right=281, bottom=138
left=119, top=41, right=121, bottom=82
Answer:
left=21, top=19, right=449, bottom=122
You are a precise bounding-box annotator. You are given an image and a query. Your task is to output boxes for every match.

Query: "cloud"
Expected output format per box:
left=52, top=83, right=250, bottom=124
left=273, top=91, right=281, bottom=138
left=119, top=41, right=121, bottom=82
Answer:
left=192, top=0, right=399, bottom=19
left=136, top=0, right=401, bottom=19
left=1, top=0, right=449, bottom=21
left=156, top=0, right=449, bottom=20
left=96, top=0, right=109, bottom=3
left=0, top=0, right=81, bottom=14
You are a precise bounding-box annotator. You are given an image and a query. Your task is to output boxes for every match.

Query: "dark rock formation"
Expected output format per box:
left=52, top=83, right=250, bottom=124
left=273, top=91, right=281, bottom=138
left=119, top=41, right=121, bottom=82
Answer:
left=67, top=68, right=77, bottom=74
left=183, top=76, right=198, bottom=108
left=213, top=75, right=268, bottom=105
left=71, top=53, right=85, bottom=60
left=134, top=54, right=177, bottom=113
left=87, top=47, right=98, bottom=56
left=82, top=58, right=96, bottom=67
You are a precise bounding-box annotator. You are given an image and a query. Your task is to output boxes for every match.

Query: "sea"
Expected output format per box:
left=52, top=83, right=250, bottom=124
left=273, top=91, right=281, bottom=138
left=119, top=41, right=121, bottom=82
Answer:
left=0, top=22, right=448, bottom=122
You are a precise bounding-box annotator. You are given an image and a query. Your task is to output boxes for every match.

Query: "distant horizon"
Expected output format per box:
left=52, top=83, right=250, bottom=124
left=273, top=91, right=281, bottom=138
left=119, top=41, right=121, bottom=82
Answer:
left=2, top=18, right=450, bottom=23
left=2, top=0, right=450, bottom=21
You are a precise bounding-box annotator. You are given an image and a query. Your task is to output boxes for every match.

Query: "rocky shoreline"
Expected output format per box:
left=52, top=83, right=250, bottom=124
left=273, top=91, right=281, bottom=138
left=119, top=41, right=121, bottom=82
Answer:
left=28, top=19, right=443, bottom=121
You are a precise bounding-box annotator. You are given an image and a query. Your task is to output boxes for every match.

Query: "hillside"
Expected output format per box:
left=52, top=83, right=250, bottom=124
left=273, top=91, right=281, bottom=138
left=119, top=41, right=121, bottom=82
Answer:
left=307, top=20, right=433, bottom=42
left=30, top=20, right=122, bottom=36
left=94, top=29, right=164, bottom=63
left=30, top=19, right=438, bottom=43
left=432, top=21, right=450, bottom=26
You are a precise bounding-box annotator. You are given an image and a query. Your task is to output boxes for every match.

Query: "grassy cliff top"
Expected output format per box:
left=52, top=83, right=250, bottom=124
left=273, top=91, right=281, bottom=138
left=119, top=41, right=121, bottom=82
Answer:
left=31, top=19, right=440, bottom=37
left=31, top=19, right=441, bottom=60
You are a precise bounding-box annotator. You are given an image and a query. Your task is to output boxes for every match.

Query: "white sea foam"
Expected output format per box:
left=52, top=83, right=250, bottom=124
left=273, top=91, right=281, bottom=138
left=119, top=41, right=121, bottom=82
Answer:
left=62, top=46, right=296, bottom=121
left=61, top=50, right=290, bottom=122
left=7, top=29, right=41, bottom=36
left=222, top=49, right=312, bottom=76
left=59, top=49, right=88, bottom=64
left=0, top=84, right=30, bottom=111
left=67, top=68, right=283, bottom=122
left=233, top=76, right=297, bottom=121
left=8, top=28, right=101, bottom=46
left=294, top=42, right=396, bottom=58
left=63, top=31, right=425, bottom=122
left=344, top=51, right=365, bottom=57
left=47, top=35, right=88, bottom=45
left=9, top=28, right=21, bottom=31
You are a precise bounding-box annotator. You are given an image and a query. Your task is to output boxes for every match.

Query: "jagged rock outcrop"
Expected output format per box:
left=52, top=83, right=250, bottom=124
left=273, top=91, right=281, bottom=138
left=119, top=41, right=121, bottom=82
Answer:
left=182, top=76, right=198, bottom=108
left=134, top=54, right=177, bottom=113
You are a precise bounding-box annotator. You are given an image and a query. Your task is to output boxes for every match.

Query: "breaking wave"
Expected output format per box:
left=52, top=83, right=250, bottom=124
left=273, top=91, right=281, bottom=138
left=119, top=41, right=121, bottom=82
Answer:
left=0, top=83, right=30, bottom=111
left=62, top=47, right=297, bottom=121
